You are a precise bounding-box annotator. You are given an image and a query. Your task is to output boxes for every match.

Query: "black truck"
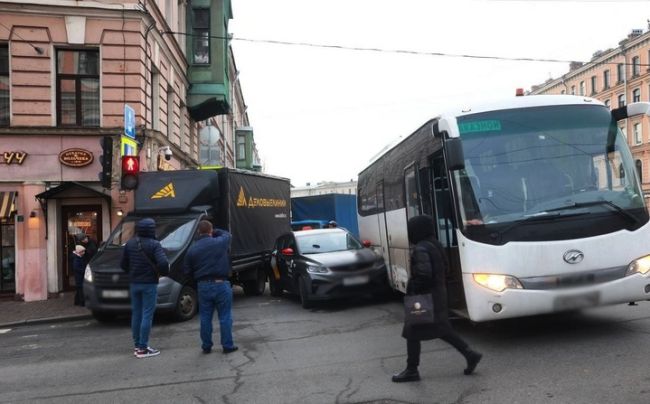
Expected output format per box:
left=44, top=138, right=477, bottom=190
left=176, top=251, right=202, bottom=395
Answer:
left=83, top=168, right=290, bottom=322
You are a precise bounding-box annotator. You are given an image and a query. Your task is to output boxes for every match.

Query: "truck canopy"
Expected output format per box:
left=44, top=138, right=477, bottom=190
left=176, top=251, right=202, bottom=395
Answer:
left=291, top=194, right=359, bottom=237
left=134, top=170, right=219, bottom=215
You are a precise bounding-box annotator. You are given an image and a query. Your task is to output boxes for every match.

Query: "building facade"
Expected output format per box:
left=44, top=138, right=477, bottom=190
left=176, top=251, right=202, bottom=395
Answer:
left=291, top=180, right=358, bottom=198
left=530, top=29, right=650, bottom=206
left=0, top=0, right=258, bottom=301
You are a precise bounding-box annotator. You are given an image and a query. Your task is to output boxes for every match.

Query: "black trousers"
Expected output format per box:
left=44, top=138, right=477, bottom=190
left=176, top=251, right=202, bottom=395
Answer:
left=406, top=328, right=469, bottom=368
left=74, top=270, right=85, bottom=306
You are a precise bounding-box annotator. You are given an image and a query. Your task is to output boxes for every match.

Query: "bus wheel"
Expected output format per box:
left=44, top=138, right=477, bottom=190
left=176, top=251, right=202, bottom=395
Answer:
left=243, top=268, right=266, bottom=296
left=174, top=286, right=197, bottom=322
left=92, top=311, right=116, bottom=323
left=299, top=277, right=314, bottom=309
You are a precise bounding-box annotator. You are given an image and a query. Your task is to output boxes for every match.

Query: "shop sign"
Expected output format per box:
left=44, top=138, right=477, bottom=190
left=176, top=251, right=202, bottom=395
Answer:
left=59, top=148, right=94, bottom=167
left=1, top=151, right=28, bottom=165
left=157, top=155, right=174, bottom=171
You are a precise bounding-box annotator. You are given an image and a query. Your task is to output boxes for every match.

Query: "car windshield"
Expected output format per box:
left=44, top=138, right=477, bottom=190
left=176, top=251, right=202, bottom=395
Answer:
left=296, top=231, right=363, bottom=254
left=104, top=217, right=197, bottom=260
left=454, top=104, right=646, bottom=227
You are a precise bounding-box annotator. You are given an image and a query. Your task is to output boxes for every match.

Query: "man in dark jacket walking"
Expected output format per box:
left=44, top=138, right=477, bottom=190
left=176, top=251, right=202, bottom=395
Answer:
left=184, top=220, right=238, bottom=354
left=392, top=215, right=482, bottom=382
left=120, top=218, right=169, bottom=359
left=72, top=245, right=86, bottom=306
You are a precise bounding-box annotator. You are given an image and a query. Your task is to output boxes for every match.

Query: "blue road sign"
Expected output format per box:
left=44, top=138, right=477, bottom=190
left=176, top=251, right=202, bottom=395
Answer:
left=124, top=104, right=135, bottom=139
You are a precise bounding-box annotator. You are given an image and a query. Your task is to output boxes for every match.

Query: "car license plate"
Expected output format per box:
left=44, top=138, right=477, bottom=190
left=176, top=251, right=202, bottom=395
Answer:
left=102, top=290, right=128, bottom=299
left=343, top=275, right=369, bottom=286
left=553, top=291, right=600, bottom=311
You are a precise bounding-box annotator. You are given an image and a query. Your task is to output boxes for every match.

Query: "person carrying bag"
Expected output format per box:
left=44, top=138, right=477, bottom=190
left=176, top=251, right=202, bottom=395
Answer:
left=392, top=215, right=482, bottom=383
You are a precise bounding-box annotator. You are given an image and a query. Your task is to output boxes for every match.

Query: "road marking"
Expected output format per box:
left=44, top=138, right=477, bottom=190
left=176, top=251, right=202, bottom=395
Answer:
left=0, top=329, right=11, bottom=334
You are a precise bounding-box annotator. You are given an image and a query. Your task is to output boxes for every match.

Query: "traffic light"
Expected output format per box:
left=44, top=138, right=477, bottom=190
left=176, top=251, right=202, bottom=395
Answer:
left=98, top=136, right=113, bottom=189
left=121, top=156, right=140, bottom=190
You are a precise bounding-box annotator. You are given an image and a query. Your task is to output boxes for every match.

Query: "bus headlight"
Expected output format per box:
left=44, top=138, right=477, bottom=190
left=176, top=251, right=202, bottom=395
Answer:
left=473, top=273, right=523, bottom=292
left=626, top=255, right=650, bottom=276
left=84, top=265, right=93, bottom=283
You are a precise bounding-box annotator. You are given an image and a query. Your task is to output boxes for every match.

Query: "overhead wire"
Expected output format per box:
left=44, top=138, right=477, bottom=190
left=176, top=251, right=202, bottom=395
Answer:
left=162, top=30, right=650, bottom=67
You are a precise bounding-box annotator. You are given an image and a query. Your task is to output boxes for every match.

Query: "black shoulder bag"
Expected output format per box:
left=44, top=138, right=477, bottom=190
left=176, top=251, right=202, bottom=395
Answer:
left=136, top=237, right=160, bottom=278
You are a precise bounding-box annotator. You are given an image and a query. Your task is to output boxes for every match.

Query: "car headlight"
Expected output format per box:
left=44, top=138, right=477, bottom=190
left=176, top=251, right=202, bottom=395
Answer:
left=626, top=255, right=650, bottom=276
left=84, top=265, right=93, bottom=283
left=306, top=265, right=330, bottom=274
left=473, top=273, right=523, bottom=292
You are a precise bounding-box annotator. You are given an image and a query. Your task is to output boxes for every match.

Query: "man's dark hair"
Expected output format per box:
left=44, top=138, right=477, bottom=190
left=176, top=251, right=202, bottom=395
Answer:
left=198, top=220, right=213, bottom=235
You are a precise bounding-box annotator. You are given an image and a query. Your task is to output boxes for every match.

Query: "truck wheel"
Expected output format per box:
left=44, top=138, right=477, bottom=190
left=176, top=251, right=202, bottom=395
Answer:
left=92, top=311, right=116, bottom=323
left=174, top=286, right=198, bottom=322
left=298, top=276, right=314, bottom=309
left=243, top=268, right=266, bottom=296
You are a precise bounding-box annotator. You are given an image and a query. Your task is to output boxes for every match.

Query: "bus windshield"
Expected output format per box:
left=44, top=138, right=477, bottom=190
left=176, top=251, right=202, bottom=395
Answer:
left=104, top=216, right=197, bottom=261
left=454, top=105, right=646, bottom=234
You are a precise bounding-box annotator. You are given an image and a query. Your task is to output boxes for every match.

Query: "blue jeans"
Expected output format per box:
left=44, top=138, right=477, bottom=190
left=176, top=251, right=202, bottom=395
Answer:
left=198, top=281, right=234, bottom=351
left=130, top=283, right=158, bottom=349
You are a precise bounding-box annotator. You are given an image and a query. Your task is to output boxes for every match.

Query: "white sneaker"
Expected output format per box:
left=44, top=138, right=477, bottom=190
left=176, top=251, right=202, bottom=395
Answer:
left=135, top=347, right=160, bottom=358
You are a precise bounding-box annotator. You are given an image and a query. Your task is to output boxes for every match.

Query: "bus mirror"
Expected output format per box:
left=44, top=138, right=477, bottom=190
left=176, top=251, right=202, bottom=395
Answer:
left=612, top=102, right=650, bottom=121
left=446, top=138, right=465, bottom=171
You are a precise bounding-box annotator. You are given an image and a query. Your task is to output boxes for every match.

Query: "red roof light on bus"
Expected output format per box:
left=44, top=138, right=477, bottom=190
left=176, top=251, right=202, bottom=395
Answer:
left=515, top=88, right=525, bottom=96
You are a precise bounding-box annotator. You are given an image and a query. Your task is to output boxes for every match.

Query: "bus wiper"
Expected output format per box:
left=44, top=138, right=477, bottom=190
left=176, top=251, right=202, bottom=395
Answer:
left=492, top=211, right=589, bottom=241
left=544, top=200, right=638, bottom=223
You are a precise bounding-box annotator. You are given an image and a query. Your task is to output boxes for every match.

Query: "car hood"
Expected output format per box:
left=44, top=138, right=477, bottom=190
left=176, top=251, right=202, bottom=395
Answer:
left=88, top=248, right=124, bottom=273
left=303, top=248, right=377, bottom=267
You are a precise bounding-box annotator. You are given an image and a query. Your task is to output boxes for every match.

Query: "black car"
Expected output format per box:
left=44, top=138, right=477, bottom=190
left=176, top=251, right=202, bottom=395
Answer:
left=269, top=228, right=388, bottom=308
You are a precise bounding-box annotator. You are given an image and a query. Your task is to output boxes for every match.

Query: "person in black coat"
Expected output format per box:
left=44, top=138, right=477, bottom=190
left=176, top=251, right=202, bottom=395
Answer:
left=76, top=233, right=98, bottom=265
left=72, top=245, right=86, bottom=306
left=392, top=215, right=482, bottom=383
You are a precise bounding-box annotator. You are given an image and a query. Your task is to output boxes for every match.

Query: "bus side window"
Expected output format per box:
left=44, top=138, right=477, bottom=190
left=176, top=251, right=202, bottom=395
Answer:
left=419, top=167, right=433, bottom=216
left=404, top=165, right=420, bottom=219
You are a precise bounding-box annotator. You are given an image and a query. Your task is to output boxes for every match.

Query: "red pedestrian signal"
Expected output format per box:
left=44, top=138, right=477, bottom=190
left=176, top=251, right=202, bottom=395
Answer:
left=121, top=156, right=139, bottom=190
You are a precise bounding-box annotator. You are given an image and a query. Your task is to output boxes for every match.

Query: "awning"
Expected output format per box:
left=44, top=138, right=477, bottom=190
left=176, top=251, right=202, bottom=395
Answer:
left=35, top=182, right=111, bottom=201
left=0, top=191, right=16, bottom=219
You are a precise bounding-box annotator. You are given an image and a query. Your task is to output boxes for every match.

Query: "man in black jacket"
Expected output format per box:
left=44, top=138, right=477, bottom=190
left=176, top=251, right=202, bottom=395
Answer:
left=120, top=218, right=169, bottom=359
left=392, top=215, right=482, bottom=382
left=184, top=220, right=237, bottom=354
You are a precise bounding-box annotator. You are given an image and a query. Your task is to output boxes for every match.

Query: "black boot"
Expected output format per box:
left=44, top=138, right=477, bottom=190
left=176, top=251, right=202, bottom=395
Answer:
left=463, top=350, right=482, bottom=375
left=391, top=367, right=420, bottom=383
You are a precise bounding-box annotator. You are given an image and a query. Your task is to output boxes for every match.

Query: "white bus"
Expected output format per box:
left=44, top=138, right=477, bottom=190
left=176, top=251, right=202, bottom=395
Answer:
left=358, top=95, right=650, bottom=322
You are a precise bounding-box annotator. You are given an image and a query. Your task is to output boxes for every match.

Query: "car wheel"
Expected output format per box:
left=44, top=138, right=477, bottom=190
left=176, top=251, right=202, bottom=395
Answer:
left=243, top=268, right=266, bottom=296
left=173, top=286, right=198, bottom=322
left=92, top=311, right=116, bottom=323
left=298, top=276, right=314, bottom=309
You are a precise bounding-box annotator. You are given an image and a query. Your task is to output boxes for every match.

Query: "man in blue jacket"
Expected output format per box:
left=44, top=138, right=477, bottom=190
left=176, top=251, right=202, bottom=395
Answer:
left=121, top=218, right=169, bottom=359
left=184, top=220, right=238, bottom=354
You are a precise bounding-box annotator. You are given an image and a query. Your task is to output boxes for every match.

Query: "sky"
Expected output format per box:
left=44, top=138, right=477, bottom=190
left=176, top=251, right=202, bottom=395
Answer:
left=229, top=0, right=650, bottom=187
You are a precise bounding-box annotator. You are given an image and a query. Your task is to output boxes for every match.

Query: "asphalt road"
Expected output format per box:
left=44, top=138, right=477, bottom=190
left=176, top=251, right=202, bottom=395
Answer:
left=2, top=288, right=650, bottom=404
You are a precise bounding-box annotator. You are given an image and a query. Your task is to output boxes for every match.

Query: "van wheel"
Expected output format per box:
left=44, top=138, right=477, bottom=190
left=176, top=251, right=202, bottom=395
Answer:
left=243, top=268, right=266, bottom=296
left=174, top=286, right=197, bottom=322
left=92, top=311, right=116, bottom=323
left=299, top=277, right=314, bottom=309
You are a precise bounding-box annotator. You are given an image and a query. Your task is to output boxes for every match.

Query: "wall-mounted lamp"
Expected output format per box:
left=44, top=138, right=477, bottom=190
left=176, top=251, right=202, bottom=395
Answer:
left=29, top=210, right=37, bottom=218
left=116, top=209, right=124, bottom=217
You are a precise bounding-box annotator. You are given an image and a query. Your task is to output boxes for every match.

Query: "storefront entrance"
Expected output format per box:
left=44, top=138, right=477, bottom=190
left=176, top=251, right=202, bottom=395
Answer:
left=61, top=205, right=102, bottom=291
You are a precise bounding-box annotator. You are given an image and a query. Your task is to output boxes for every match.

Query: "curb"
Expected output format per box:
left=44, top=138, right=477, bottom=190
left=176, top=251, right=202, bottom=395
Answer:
left=0, top=314, right=93, bottom=329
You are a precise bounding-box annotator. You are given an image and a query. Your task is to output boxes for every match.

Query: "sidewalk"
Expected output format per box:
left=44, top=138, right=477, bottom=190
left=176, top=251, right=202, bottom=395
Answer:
left=0, top=292, right=92, bottom=328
